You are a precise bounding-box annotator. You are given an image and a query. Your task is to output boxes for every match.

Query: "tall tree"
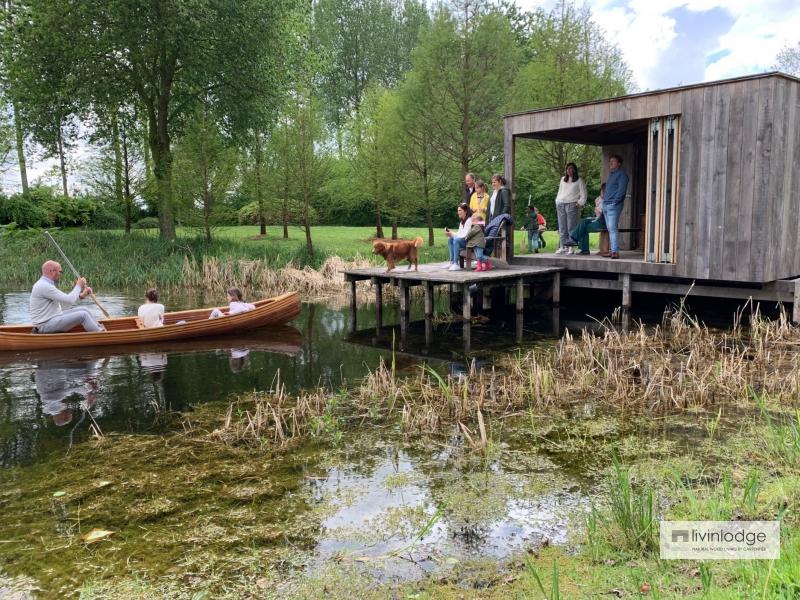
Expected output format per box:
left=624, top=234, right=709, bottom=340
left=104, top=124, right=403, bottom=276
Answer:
left=0, top=0, right=29, bottom=193
left=173, top=107, right=239, bottom=243
left=402, top=3, right=521, bottom=181
left=314, top=0, right=428, bottom=151
left=14, top=0, right=302, bottom=238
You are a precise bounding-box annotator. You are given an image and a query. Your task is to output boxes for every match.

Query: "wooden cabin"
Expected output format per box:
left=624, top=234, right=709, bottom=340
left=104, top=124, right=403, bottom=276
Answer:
left=504, top=72, right=800, bottom=285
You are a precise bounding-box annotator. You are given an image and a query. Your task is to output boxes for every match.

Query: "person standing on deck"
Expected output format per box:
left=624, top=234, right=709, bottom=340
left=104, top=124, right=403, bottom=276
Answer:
left=554, top=163, right=587, bottom=255
left=488, top=174, right=511, bottom=221
left=30, top=261, right=104, bottom=333
left=602, top=155, right=629, bottom=259
left=464, top=172, right=476, bottom=204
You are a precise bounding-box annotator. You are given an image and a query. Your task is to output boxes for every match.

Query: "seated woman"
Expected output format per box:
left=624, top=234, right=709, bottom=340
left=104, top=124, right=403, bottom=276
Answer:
left=137, top=288, right=165, bottom=328
left=570, top=183, right=606, bottom=255
left=209, top=288, right=256, bottom=319
left=469, top=180, right=489, bottom=222
left=445, top=203, right=473, bottom=271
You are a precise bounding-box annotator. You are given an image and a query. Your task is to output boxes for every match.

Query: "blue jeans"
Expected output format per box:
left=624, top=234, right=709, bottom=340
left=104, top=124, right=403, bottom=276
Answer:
left=570, top=216, right=606, bottom=253
left=472, top=246, right=485, bottom=261
left=448, top=236, right=466, bottom=262
left=603, top=202, right=623, bottom=253
left=527, top=231, right=540, bottom=252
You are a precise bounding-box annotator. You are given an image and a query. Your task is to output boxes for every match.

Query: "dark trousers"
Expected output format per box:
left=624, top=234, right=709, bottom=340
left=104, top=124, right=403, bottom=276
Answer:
left=570, top=216, right=606, bottom=253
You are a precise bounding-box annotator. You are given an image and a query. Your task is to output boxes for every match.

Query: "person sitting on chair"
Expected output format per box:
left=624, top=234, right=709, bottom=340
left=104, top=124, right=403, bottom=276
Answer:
left=30, top=261, right=104, bottom=333
left=570, top=183, right=606, bottom=255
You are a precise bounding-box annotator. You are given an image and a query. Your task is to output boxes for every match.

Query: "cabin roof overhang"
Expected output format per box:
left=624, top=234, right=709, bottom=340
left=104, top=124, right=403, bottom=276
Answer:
left=504, top=71, right=800, bottom=122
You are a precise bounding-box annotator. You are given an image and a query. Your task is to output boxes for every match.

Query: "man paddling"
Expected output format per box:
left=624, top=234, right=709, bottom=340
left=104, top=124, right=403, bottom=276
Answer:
left=30, top=261, right=105, bottom=333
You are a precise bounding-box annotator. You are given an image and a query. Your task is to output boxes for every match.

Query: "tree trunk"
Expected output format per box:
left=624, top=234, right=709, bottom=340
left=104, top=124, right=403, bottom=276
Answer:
left=12, top=101, right=28, bottom=194
left=150, top=95, right=175, bottom=239
left=254, top=132, right=266, bottom=236
left=375, top=207, right=383, bottom=239
left=423, top=157, right=433, bottom=246
left=203, top=156, right=211, bottom=244
left=391, top=220, right=398, bottom=239
left=56, top=124, right=69, bottom=198
left=111, top=110, right=124, bottom=213
left=303, top=186, right=313, bottom=258
left=121, top=126, right=132, bottom=233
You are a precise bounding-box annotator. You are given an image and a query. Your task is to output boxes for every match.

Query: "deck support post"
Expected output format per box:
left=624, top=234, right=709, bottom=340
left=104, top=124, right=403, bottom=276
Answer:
left=794, top=280, right=800, bottom=324
left=516, top=277, right=524, bottom=312
left=621, top=273, right=632, bottom=309
left=424, top=282, right=434, bottom=317
left=552, top=307, right=561, bottom=337
left=425, top=316, right=433, bottom=347
left=481, top=287, right=492, bottom=310
left=399, top=280, right=410, bottom=345
left=462, top=283, right=471, bottom=353
left=516, top=311, right=524, bottom=343
left=372, top=278, right=383, bottom=327
left=349, top=280, right=357, bottom=332
left=552, top=272, right=561, bottom=306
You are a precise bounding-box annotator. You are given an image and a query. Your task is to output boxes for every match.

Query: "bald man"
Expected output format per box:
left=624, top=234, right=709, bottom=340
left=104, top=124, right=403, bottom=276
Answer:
left=30, top=261, right=104, bottom=333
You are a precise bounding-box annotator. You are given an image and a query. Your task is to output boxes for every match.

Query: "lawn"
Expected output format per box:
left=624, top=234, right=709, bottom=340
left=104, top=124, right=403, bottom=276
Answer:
left=210, top=225, right=601, bottom=261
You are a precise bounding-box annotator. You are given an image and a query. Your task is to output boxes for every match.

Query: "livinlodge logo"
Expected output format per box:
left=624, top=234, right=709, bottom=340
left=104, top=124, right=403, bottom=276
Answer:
left=660, top=521, right=780, bottom=560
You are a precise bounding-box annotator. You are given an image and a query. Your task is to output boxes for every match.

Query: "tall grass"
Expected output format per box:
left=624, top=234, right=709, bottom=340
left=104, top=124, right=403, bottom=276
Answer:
left=0, top=230, right=371, bottom=295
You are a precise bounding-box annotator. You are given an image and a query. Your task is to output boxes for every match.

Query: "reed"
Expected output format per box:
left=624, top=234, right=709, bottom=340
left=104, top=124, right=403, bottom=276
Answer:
left=215, top=305, right=800, bottom=448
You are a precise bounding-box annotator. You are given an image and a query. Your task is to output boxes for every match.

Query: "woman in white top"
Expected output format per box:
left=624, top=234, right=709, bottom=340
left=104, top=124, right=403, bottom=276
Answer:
left=445, top=203, right=473, bottom=271
left=138, top=288, right=165, bottom=328
left=209, top=288, right=256, bottom=319
left=554, top=162, right=587, bottom=255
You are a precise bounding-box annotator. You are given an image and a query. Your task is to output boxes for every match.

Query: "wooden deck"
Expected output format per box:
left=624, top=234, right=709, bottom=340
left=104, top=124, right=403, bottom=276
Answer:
left=342, top=261, right=564, bottom=352
left=342, top=260, right=563, bottom=285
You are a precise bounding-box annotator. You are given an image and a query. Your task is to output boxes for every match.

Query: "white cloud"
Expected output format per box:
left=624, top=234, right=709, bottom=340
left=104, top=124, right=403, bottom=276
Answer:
left=516, top=0, right=800, bottom=90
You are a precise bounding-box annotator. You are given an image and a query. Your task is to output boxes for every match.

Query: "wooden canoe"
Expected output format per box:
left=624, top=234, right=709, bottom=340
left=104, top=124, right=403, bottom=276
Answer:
left=0, top=291, right=301, bottom=351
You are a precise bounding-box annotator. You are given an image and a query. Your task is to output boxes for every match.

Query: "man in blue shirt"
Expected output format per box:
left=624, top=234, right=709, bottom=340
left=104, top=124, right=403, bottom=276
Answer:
left=602, top=154, right=629, bottom=259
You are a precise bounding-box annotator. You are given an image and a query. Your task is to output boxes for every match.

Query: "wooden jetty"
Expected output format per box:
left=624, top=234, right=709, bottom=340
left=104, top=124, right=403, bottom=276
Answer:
left=342, top=261, right=563, bottom=351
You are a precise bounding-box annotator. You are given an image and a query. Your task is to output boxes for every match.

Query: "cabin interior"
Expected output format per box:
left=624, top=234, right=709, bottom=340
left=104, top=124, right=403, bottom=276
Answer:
left=515, top=114, right=681, bottom=265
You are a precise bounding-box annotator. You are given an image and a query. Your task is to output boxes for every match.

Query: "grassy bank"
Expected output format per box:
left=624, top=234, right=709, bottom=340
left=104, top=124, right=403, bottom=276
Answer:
left=0, top=226, right=583, bottom=292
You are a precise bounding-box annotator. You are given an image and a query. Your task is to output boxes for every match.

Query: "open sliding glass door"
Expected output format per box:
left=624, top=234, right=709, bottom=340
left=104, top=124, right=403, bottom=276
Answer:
left=645, top=115, right=680, bottom=263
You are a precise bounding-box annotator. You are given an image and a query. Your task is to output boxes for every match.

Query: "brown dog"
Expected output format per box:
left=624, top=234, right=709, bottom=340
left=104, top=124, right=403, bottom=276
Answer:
left=372, top=236, right=424, bottom=272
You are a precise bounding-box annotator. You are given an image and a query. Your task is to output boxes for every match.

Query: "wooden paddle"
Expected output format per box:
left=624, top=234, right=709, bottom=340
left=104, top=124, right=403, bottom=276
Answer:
left=43, top=231, right=111, bottom=319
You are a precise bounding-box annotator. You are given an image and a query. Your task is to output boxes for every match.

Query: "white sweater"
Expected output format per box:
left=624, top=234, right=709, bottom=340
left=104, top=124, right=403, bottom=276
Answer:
left=453, top=217, right=473, bottom=239
left=555, top=177, right=588, bottom=205
left=29, top=277, right=82, bottom=325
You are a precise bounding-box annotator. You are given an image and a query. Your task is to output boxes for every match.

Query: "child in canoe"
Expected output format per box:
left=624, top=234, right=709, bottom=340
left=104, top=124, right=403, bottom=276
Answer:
left=138, top=288, right=165, bottom=328
left=209, top=288, right=256, bottom=319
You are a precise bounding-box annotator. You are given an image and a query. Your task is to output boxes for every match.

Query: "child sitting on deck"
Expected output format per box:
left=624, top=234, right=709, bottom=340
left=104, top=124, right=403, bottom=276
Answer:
left=465, top=215, right=490, bottom=271
left=138, top=288, right=165, bottom=328
left=209, top=288, right=256, bottom=319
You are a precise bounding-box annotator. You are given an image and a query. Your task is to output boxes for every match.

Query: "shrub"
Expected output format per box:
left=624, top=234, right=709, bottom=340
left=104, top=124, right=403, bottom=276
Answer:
left=237, top=200, right=318, bottom=226
left=0, top=194, right=49, bottom=228
left=135, top=216, right=160, bottom=230
left=90, top=209, right=125, bottom=230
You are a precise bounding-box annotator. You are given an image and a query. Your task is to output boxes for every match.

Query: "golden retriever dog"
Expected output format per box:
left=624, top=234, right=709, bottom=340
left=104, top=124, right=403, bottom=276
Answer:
left=372, top=236, right=424, bottom=272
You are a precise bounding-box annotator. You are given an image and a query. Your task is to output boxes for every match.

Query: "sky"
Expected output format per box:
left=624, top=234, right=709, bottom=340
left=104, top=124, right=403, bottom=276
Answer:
left=3, top=0, right=799, bottom=193
left=519, top=0, right=800, bottom=91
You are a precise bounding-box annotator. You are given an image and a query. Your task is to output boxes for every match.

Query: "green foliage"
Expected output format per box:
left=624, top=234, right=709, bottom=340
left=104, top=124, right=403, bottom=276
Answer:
left=605, top=453, right=657, bottom=553
left=0, top=192, right=47, bottom=228
left=135, top=217, right=159, bottom=230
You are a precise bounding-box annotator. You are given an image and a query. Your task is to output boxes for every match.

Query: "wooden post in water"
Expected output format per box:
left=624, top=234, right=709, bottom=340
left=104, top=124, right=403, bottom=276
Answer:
left=621, top=273, right=632, bottom=309
left=516, top=311, right=523, bottom=343
left=552, top=272, right=561, bottom=306
left=516, top=277, right=524, bottom=312
left=424, top=282, right=434, bottom=317
left=793, top=279, right=800, bottom=324
left=372, top=277, right=383, bottom=328
left=481, top=287, right=492, bottom=310
left=399, top=280, right=410, bottom=346
left=462, top=283, right=471, bottom=353
left=350, top=280, right=357, bottom=332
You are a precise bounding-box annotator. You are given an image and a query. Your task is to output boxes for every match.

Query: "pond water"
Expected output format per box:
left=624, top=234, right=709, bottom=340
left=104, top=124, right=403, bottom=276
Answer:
left=0, top=288, right=715, bottom=595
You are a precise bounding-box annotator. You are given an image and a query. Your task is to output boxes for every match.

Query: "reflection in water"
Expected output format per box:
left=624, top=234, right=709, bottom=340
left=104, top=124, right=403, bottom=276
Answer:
left=35, top=359, right=100, bottom=427
left=0, top=291, right=423, bottom=468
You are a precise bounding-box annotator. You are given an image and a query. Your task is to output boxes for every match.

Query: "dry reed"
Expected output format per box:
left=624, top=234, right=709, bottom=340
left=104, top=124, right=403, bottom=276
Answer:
left=181, top=255, right=374, bottom=298
left=213, top=306, right=800, bottom=447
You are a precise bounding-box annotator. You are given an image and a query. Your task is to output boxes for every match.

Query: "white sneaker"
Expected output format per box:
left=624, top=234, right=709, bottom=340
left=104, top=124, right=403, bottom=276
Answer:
left=555, top=247, right=567, bottom=255
left=566, top=247, right=574, bottom=255
left=447, top=264, right=461, bottom=271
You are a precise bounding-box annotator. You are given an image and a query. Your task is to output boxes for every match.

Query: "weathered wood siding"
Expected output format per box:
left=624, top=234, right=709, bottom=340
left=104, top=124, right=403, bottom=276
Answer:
left=506, top=74, right=800, bottom=283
